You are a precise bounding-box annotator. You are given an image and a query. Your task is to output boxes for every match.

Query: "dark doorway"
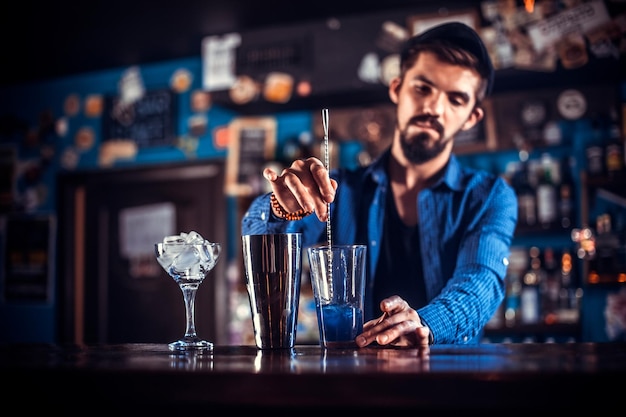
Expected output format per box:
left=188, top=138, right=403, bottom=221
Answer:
left=56, top=160, right=228, bottom=345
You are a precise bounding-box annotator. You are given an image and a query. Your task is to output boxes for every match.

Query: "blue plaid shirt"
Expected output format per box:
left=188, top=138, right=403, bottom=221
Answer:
left=242, top=150, right=518, bottom=344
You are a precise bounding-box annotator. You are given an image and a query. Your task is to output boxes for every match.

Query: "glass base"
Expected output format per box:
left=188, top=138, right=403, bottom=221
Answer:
left=168, top=338, right=213, bottom=353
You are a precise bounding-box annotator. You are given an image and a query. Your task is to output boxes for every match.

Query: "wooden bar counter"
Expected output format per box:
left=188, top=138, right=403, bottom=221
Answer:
left=2, top=342, right=624, bottom=414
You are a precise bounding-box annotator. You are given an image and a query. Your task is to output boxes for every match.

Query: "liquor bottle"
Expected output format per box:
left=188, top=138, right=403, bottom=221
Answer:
left=541, top=247, right=560, bottom=325
left=558, top=156, right=575, bottom=230
left=589, top=213, right=621, bottom=283
left=557, top=247, right=580, bottom=324
left=504, top=247, right=527, bottom=328
left=604, top=108, right=624, bottom=179
left=520, top=246, right=544, bottom=325
left=585, top=118, right=604, bottom=178
left=536, top=154, right=558, bottom=230
left=614, top=211, right=626, bottom=283
left=515, top=160, right=537, bottom=230
left=504, top=271, right=522, bottom=328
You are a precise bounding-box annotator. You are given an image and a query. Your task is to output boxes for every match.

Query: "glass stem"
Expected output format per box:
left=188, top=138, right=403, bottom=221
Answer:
left=180, top=283, right=200, bottom=339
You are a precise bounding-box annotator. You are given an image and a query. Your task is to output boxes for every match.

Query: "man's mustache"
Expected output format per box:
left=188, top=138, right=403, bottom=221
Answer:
left=408, top=115, right=444, bottom=136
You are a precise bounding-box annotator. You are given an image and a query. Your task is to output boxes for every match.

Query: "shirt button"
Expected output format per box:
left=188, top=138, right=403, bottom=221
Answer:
left=370, top=240, right=377, bottom=246
left=463, top=336, right=468, bottom=342
left=261, top=212, right=266, bottom=221
left=503, top=257, right=509, bottom=266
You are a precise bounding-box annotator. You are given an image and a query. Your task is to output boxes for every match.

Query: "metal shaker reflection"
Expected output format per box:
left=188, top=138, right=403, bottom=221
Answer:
left=254, top=349, right=299, bottom=373
left=242, top=233, right=302, bottom=349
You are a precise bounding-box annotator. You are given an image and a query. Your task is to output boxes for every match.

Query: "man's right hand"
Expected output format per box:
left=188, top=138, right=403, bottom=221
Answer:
left=263, top=157, right=337, bottom=222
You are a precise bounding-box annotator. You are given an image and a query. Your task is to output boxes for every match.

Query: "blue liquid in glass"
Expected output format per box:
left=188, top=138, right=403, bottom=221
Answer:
left=318, top=304, right=363, bottom=348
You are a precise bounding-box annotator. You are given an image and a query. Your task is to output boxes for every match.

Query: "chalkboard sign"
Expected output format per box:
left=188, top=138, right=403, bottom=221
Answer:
left=103, top=89, right=177, bottom=148
left=225, top=117, right=276, bottom=196
left=2, top=215, right=54, bottom=302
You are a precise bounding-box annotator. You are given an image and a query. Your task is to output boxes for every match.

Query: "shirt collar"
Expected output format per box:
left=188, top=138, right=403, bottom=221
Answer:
left=365, top=148, right=464, bottom=191
left=439, top=154, right=464, bottom=191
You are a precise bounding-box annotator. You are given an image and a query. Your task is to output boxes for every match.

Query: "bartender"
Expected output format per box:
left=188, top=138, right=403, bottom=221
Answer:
left=241, top=22, right=518, bottom=347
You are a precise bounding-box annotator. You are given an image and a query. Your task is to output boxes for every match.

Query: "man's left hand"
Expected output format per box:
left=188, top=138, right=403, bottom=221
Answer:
left=356, top=295, right=431, bottom=348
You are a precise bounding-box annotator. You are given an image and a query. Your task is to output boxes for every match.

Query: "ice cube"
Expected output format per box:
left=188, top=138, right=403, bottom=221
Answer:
left=198, top=243, right=219, bottom=269
left=185, top=230, right=205, bottom=245
left=172, top=245, right=200, bottom=273
left=163, top=235, right=185, bottom=245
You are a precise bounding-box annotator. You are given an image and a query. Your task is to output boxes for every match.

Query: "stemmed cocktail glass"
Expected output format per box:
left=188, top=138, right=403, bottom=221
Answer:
left=155, top=231, right=221, bottom=352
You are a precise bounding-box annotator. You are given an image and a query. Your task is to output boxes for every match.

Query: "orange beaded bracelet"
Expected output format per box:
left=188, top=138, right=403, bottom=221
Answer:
left=270, top=193, right=312, bottom=221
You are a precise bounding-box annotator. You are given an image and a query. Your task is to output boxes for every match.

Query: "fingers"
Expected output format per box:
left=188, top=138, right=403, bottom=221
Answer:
left=308, top=160, right=336, bottom=203
left=379, top=296, right=410, bottom=316
left=415, top=326, right=431, bottom=346
left=357, top=297, right=430, bottom=348
left=264, top=157, right=336, bottom=221
left=263, top=167, right=279, bottom=183
left=373, top=319, right=421, bottom=346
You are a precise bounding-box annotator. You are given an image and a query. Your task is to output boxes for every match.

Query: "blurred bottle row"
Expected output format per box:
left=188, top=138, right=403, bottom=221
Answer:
left=488, top=246, right=583, bottom=332
left=572, top=211, right=626, bottom=285
left=583, top=110, right=625, bottom=180
left=508, top=153, right=576, bottom=233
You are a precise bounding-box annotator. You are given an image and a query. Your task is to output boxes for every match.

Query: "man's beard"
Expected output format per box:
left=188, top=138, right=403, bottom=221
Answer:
left=399, top=117, right=451, bottom=164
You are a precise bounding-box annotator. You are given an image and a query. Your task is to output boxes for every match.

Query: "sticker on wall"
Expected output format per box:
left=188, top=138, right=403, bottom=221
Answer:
left=188, top=114, right=208, bottom=137
left=212, top=125, right=229, bottom=150
left=296, top=79, right=312, bottom=98
left=585, top=20, right=622, bottom=59
left=177, top=135, right=199, bottom=158
left=170, top=68, right=193, bottom=93
left=263, top=72, right=293, bottom=104
left=557, top=89, right=587, bottom=120
left=61, top=147, right=79, bottom=170
left=64, top=94, right=81, bottom=117
left=229, top=75, right=259, bottom=105
left=357, top=52, right=380, bottom=84
left=84, top=94, right=104, bottom=118
left=191, top=89, right=212, bottom=112
left=55, top=117, right=68, bottom=137
left=74, top=127, right=95, bottom=151
left=98, top=139, right=138, bottom=167
left=118, top=66, right=145, bottom=105
left=557, top=33, right=588, bottom=69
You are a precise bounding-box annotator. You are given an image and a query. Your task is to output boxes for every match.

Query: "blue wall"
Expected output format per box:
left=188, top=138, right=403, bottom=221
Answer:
left=0, top=56, right=320, bottom=342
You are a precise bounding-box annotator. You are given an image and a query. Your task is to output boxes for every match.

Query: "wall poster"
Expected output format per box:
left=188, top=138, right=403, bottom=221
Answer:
left=225, top=117, right=276, bottom=196
left=1, top=215, right=55, bottom=303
